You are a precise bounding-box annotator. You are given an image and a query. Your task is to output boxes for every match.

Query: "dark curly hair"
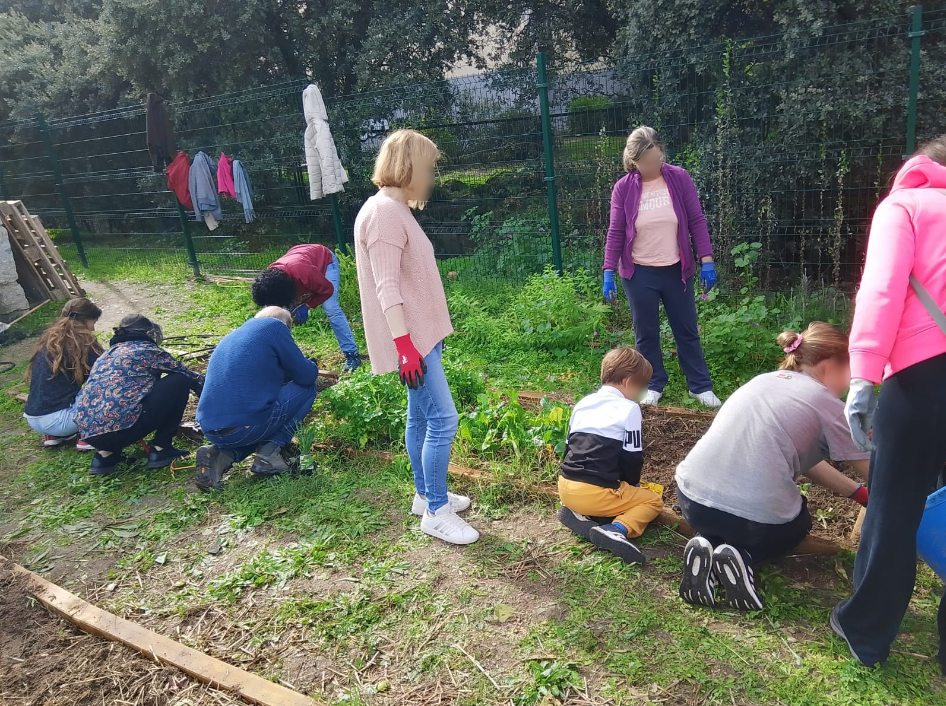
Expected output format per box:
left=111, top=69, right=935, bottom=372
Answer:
left=251, top=267, right=296, bottom=309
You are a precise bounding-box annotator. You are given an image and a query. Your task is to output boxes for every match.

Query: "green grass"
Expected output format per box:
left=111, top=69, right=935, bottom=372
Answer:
left=1, top=259, right=943, bottom=704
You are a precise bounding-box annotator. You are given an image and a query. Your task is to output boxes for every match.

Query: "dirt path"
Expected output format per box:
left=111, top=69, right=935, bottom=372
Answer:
left=81, top=279, right=193, bottom=333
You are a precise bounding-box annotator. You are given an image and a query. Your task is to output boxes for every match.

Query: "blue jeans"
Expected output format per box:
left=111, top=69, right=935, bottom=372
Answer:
left=405, top=342, right=458, bottom=513
left=622, top=265, right=713, bottom=394
left=323, top=253, right=357, bottom=355
left=24, top=401, right=79, bottom=437
left=204, top=382, right=317, bottom=461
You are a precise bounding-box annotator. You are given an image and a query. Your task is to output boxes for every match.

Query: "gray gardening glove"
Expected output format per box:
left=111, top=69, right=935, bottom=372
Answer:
left=845, top=378, right=877, bottom=452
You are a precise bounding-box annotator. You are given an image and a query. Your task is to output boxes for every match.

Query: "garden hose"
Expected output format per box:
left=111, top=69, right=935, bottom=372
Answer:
left=0, top=361, right=16, bottom=374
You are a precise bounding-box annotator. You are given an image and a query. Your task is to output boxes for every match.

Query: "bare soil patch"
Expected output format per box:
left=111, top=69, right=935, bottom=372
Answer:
left=0, top=572, right=244, bottom=706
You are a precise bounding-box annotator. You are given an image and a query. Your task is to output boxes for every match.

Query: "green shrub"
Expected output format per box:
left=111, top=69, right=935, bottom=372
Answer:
left=567, top=96, right=615, bottom=135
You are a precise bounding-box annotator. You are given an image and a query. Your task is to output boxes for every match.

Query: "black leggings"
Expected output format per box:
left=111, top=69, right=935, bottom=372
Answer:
left=677, top=490, right=812, bottom=566
left=85, top=373, right=191, bottom=453
left=836, top=352, right=946, bottom=666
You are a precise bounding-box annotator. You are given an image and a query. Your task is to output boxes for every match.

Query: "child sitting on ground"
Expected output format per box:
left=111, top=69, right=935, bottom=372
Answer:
left=557, top=346, right=663, bottom=563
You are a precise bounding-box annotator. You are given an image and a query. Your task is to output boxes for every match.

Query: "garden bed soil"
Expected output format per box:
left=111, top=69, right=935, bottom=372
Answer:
left=0, top=573, right=242, bottom=706
left=639, top=406, right=861, bottom=547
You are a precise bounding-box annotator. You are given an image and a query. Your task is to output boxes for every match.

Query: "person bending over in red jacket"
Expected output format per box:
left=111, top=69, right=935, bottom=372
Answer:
left=252, top=243, right=362, bottom=372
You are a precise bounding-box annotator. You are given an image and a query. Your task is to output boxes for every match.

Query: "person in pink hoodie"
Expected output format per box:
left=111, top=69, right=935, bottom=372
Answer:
left=832, top=135, right=946, bottom=673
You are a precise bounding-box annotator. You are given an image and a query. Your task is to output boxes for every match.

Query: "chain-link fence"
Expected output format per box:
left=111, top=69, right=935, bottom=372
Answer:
left=1, top=9, right=944, bottom=290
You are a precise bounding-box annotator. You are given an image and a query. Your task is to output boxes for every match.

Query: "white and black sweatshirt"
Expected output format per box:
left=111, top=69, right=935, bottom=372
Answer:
left=559, top=385, right=644, bottom=489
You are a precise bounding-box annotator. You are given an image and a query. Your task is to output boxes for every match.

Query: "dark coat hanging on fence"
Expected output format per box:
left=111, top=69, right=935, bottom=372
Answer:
left=146, top=93, right=177, bottom=172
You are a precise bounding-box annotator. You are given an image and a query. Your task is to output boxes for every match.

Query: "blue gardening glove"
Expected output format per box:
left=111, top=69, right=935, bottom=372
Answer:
left=603, top=270, right=617, bottom=302
left=845, top=378, right=877, bottom=452
left=292, top=304, right=309, bottom=325
left=699, top=261, right=717, bottom=290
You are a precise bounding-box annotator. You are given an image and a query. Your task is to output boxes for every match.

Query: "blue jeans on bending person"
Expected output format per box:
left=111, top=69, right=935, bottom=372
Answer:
left=25, top=401, right=80, bottom=438
left=406, top=342, right=458, bottom=513
left=323, top=253, right=358, bottom=355
left=204, top=382, right=317, bottom=461
left=621, top=265, right=713, bottom=394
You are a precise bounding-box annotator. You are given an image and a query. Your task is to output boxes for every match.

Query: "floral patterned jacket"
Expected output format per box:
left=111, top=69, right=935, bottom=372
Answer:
left=76, top=340, right=203, bottom=438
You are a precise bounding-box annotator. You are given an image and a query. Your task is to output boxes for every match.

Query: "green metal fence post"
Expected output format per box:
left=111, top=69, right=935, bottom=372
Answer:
left=905, top=5, right=924, bottom=158
left=37, top=113, right=88, bottom=268
left=330, top=193, right=347, bottom=255
left=174, top=198, right=201, bottom=277
left=0, top=162, right=11, bottom=202
left=537, top=51, right=564, bottom=275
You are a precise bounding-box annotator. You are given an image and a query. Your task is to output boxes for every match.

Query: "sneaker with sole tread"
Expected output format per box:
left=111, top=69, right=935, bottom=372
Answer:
left=557, top=506, right=598, bottom=540
left=43, top=433, right=77, bottom=448
left=712, top=544, right=764, bottom=611
left=420, top=504, right=479, bottom=545
left=588, top=523, right=647, bottom=563
left=679, top=536, right=716, bottom=607
left=689, top=390, right=722, bottom=408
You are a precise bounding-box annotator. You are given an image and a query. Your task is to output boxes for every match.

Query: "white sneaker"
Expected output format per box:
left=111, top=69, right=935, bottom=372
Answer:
left=411, top=491, right=471, bottom=516
left=641, top=390, right=663, bottom=406
left=420, top=504, right=480, bottom=545
left=689, top=390, right=722, bottom=408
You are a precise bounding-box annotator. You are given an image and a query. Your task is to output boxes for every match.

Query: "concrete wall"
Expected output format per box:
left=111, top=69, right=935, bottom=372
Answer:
left=0, top=225, right=30, bottom=317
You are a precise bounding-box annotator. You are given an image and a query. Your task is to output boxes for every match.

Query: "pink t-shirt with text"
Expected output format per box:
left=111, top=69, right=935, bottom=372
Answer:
left=632, top=176, right=679, bottom=267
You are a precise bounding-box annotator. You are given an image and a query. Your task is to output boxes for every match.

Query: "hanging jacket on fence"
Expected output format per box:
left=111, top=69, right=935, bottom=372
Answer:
left=188, top=151, right=222, bottom=227
left=233, top=160, right=255, bottom=223
left=218, top=152, right=237, bottom=198
left=166, top=151, right=193, bottom=210
left=146, top=93, right=177, bottom=173
left=302, top=84, right=348, bottom=200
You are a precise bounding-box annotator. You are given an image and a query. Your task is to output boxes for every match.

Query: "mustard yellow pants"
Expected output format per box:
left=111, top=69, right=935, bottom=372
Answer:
left=558, top=477, right=663, bottom=538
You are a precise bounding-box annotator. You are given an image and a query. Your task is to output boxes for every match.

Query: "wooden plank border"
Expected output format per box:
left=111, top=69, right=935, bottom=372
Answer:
left=0, top=556, right=319, bottom=706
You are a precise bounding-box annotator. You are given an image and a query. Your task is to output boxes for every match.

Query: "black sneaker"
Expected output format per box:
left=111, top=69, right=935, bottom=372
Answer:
left=679, top=537, right=716, bottom=607
left=147, top=445, right=190, bottom=469
left=558, top=505, right=598, bottom=540
left=89, top=451, right=125, bottom=476
left=589, top=523, right=647, bottom=564
left=712, top=544, right=764, bottom=611
left=344, top=351, right=362, bottom=373
left=194, top=445, right=236, bottom=491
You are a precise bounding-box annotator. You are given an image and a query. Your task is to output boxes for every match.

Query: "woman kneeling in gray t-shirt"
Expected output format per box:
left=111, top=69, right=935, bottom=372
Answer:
left=674, top=322, right=871, bottom=611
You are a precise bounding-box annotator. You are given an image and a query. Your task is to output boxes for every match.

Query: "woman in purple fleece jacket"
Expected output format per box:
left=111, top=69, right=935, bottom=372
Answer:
left=603, top=126, right=721, bottom=408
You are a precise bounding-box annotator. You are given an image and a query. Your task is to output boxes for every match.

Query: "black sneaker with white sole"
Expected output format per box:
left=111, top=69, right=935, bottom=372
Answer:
left=712, top=544, right=764, bottom=611
left=557, top=506, right=598, bottom=540
left=679, top=536, right=716, bottom=607
left=589, top=523, right=647, bottom=564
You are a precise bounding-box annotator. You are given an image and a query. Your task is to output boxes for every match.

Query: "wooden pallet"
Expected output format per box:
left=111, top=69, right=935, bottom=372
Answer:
left=0, top=200, right=84, bottom=301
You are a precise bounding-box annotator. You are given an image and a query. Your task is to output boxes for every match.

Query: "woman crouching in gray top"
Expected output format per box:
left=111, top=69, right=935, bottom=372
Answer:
left=674, top=322, right=871, bottom=611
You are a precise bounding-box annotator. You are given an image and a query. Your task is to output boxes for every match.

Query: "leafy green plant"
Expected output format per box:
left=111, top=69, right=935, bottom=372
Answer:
left=512, top=660, right=583, bottom=706
left=317, top=368, right=407, bottom=448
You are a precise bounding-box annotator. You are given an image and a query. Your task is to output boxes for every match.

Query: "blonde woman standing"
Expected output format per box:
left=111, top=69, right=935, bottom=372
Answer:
left=603, top=126, right=721, bottom=407
left=354, top=129, right=478, bottom=545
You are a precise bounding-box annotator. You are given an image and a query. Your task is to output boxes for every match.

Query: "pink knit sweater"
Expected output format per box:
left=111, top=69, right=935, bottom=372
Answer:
left=354, top=187, right=453, bottom=375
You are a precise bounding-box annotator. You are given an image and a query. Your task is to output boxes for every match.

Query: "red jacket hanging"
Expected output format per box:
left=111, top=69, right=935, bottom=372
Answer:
left=166, top=151, right=193, bottom=209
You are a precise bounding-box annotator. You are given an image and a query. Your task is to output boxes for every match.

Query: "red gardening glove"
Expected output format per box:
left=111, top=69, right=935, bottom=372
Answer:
left=394, top=334, right=426, bottom=389
left=849, top=483, right=868, bottom=507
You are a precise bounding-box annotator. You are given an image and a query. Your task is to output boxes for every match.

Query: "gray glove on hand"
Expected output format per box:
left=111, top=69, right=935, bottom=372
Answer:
left=845, top=378, right=877, bottom=452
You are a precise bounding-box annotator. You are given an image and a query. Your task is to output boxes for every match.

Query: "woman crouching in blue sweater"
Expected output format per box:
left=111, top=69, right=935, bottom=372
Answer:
left=194, top=306, right=319, bottom=490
